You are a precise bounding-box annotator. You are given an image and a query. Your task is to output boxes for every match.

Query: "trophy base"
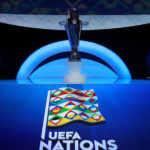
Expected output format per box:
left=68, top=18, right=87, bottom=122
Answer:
left=64, top=74, right=86, bottom=84
left=64, top=62, right=86, bottom=84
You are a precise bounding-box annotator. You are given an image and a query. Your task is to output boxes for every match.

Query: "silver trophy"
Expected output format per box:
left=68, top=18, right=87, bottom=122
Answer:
left=64, top=8, right=86, bottom=83
left=65, top=8, right=81, bottom=62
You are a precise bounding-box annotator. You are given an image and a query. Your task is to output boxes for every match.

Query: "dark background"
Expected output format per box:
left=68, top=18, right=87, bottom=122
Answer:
left=0, top=22, right=150, bottom=79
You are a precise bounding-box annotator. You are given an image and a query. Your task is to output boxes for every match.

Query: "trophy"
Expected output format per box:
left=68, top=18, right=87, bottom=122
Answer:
left=64, top=8, right=86, bottom=83
left=65, top=8, right=81, bottom=62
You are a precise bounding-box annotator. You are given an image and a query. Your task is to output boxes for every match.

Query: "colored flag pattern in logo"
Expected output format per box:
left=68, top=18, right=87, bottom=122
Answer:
left=48, top=87, right=105, bottom=127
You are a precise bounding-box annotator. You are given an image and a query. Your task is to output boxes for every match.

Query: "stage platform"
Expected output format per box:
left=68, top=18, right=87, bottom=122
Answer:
left=0, top=79, right=150, bottom=150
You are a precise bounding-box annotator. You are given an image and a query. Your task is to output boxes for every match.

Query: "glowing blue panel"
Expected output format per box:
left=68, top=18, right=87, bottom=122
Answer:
left=17, top=40, right=131, bottom=79
left=30, top=58, right=118, bottom=79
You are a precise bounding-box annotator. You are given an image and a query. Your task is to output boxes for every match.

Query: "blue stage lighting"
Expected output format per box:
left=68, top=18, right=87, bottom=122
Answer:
left=17, top=40, right=131, bottom=79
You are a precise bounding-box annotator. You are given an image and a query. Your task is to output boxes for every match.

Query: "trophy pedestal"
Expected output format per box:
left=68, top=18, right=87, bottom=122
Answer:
left=64, top=62, right=86, bottom=84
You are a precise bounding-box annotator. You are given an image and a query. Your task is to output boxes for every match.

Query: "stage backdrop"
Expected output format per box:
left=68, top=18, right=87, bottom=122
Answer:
left=0, top=0, right=150, bottom=15
left=0, top=22, right=150, bottom=79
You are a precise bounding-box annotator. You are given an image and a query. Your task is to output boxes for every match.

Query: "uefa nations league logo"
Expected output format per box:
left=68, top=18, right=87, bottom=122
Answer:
left=39, top=87, right=118, bottom=150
